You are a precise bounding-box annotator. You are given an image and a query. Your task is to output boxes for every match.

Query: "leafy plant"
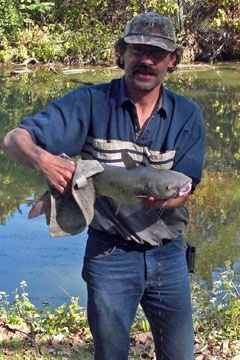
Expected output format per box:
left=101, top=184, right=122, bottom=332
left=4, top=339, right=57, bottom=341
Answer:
left=0, top=281, right=89, bottom=346
left=0, top=0, right=239, bottom=64
left=131, top=306, right=150, bottom=333
left=192, top=261, right=240, bottom=341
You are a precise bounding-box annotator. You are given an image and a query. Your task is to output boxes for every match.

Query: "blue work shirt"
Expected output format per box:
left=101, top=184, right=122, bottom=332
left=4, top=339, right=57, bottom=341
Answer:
left=20, top=77, right=205, bottom=245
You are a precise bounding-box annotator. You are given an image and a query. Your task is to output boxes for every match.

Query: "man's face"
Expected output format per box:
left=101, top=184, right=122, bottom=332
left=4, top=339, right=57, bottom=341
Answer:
left=121, top=44, right=176, bottom=92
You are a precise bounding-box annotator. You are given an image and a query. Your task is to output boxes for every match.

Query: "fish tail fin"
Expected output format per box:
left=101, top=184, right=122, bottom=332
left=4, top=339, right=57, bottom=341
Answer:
left=28, top=200, right=45, bottom=218
left=28, top=191, right=50, bottom=219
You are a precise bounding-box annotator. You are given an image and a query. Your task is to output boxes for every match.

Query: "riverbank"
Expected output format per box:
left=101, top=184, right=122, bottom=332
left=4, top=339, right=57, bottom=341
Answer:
left=0, top=59, right=233, bottom=79
left=0, top=276, right=239, bottom=360
left=0, top=321, right=240, bottom=360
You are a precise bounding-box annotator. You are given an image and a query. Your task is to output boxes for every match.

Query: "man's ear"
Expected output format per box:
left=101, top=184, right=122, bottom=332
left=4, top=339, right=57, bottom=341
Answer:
left=119, top=53, right=125, bottom=68
left=168, top=53, right=177, bottom=69
left=120, top=52, right=124, bottom=64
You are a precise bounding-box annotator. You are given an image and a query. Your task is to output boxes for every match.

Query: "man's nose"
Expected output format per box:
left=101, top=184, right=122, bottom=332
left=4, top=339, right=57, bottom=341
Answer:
left=139, top=54, right=155, bottom=65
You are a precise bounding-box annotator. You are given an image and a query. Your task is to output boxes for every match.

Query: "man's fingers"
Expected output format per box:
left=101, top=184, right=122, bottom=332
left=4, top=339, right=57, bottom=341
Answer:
left=40, top=154, right=76, bottom=193
left=47, top=166, right=75, bottom=194
left=142, top=197, right=166, bottom=209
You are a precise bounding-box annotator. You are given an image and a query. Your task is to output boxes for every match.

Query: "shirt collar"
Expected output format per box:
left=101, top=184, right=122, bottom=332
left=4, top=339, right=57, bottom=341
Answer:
left=115, top=77, right=171, bottom=117
left=117, top=77, right=130, bottom=106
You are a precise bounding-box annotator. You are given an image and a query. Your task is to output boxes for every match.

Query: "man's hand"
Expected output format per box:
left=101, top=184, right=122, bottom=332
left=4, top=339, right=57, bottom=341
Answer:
left=2, top=128, right=76, bottom=194
left=142, top=195, right=189, bottom=209
left=38, top=152, right=75, bottom=194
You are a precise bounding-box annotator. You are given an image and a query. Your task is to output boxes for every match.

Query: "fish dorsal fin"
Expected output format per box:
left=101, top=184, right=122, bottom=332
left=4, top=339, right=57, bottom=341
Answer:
left=121, top=152, right=137, bottom=170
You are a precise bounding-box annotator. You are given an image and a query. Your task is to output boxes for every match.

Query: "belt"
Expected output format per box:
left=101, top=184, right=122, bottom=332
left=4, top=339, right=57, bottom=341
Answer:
left=115, top=238, right=171, bottom=252
left=88, top=227, right=172, bottom=252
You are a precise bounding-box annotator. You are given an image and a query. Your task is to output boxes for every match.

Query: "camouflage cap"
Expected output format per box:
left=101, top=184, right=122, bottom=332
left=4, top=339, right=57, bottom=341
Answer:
left=123, top=12, right=176, bottom=52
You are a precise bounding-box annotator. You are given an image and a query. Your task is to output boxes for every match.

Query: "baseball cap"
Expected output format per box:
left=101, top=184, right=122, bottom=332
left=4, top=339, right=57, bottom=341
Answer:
left=123, top=12, right=176, bottom=52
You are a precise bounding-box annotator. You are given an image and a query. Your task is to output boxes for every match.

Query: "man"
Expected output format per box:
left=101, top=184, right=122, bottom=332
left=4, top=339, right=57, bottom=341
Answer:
left=2, top=12, right=205, bottom=360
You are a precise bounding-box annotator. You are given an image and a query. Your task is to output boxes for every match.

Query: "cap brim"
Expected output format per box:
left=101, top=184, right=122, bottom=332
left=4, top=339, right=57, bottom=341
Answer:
left=124, top=35, right=176, bottom=52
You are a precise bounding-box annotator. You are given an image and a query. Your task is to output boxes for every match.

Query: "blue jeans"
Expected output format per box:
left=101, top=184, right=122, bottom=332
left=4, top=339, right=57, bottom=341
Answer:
left=82, top=228, right=194, bottom=360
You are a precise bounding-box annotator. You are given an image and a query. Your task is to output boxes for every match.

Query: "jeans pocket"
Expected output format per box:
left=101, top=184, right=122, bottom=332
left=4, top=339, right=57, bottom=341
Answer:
left=84, top=232, right=117, bottom=259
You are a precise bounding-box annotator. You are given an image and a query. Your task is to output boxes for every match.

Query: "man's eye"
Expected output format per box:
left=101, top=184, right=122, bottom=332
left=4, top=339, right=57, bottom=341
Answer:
left=133, top=48, right=144, bottom=54
left=129, top=46, right=168, bottom=60
left=130, top=46, right=145, bottom=54
left=154, top=51, right=167, bottom=59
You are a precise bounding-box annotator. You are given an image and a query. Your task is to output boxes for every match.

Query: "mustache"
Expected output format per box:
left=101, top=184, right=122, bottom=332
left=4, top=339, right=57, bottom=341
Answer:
left=132, top=65, right=158, bottom=76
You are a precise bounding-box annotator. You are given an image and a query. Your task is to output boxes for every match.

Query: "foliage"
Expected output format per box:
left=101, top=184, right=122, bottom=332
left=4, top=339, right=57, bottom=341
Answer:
left=212, top=0, right=240, bottom=31
left=131, top=306, right=150, bottom=333
left=125, top=0, right=178, bottom=16
left=192, top=261, right=240, bottom=341
left=182, top=0, right=240, bottom=62
left=0, top=281, right=89, bottom=342
left=0, top=0, right=23, bottom=35
left=0, top=0, right=239, bottom=64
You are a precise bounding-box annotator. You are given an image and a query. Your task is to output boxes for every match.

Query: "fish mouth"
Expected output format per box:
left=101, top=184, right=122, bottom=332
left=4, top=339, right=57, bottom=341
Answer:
left=179, top=182, right=192, bottom=197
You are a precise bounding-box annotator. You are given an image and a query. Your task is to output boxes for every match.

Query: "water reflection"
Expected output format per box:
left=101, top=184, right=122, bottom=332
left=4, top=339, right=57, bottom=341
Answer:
left=0, top=62, right=239, bottom=307
left=0, top=203, right=88, bottom=307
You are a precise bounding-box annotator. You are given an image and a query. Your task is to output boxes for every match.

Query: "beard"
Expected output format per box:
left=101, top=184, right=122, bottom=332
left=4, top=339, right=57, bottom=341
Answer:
left=125, top=64, right=165, bottom=92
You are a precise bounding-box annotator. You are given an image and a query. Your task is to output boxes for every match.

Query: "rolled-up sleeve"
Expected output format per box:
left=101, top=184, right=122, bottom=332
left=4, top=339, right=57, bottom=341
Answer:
left=19, top=86, right=91, bottom=156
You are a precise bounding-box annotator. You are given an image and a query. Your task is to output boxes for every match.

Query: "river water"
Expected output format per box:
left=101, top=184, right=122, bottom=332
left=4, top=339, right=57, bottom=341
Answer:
left=0, top=62, right=240, bottom=308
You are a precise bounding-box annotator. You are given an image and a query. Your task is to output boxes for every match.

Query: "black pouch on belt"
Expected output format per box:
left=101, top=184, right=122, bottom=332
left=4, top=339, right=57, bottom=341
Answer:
left=186, top=242, right=196, bottom=273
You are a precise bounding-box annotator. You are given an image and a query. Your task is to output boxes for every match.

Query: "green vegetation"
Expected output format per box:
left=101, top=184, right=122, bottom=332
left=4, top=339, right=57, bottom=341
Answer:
left=0, top=0, right=239, bottom=64
left=0, top=281, right=89, bottom=340
left=191, top=262, right=240, bottom=340
left=0, top=263, right=239, bottom=359
left=187, top=168, right=240, bottom=282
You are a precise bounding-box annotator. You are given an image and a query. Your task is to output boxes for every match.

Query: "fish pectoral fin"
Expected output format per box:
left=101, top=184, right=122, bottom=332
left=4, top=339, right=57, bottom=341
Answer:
left=115, top=202, right=123, bottom=215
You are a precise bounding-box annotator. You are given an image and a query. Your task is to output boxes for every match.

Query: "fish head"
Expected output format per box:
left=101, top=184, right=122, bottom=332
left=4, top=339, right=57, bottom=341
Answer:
left=142, top=169, right=192, bottom=199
